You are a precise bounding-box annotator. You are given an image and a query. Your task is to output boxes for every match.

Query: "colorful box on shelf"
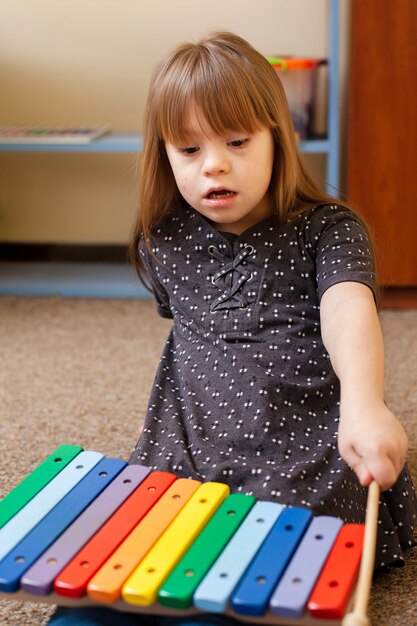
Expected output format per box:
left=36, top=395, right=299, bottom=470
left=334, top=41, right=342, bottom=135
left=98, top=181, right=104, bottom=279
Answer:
left=267, top=57, right=327, bottom=139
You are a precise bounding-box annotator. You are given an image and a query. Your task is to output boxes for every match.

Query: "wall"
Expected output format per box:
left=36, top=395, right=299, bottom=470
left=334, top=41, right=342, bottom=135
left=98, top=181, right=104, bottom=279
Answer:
left=0, top=0, right=348, bottom=245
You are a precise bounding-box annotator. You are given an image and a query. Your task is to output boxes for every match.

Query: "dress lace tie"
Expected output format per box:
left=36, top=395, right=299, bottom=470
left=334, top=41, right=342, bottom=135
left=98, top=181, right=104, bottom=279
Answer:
left=208, top=244, right=255, bottom=312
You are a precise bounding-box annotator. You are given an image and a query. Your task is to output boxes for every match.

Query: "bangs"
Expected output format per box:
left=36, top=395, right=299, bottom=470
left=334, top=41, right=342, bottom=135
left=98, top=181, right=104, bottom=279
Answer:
left=152, top=41, right=273, bottom=144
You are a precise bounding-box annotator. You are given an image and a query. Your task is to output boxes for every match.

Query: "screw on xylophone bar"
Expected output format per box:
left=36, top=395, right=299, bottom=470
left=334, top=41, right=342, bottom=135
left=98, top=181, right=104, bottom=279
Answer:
left=341, top=480, right=380, bottom=626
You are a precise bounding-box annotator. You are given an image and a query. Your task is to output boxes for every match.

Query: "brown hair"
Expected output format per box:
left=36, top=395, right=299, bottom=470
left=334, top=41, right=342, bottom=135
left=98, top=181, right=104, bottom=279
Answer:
left=130, top=31, right=342, bottom=284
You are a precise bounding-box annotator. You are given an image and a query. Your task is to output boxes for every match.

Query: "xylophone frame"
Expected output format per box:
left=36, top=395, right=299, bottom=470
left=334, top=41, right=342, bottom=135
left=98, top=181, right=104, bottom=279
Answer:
left=0, top=446, right=380, bottom=626
left=2, top=588, right=349, bottom=626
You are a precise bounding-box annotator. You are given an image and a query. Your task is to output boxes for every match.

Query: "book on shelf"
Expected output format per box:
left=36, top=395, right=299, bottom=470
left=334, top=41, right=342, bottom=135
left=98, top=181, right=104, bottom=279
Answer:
left=0, top=125, right=111, bottom=144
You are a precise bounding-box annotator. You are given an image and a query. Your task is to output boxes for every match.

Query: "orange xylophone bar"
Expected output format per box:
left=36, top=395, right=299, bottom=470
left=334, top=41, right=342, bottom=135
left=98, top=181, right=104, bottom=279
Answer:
left=0, top=445, right=379, bottom=626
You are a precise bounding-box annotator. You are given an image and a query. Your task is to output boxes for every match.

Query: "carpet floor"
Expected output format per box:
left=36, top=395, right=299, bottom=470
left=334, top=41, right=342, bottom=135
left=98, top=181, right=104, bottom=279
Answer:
left=0, top=297, right=416, bottom=625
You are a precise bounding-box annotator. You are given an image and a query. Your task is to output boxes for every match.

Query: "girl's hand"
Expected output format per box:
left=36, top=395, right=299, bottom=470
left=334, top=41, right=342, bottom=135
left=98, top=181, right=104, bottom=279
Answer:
left=338, top=400, right=408, bottom=491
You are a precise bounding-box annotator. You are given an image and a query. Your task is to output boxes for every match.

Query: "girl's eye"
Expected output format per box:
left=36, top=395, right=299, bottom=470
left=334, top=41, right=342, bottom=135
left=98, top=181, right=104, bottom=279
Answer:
left=179, top=146, right=199, bottom=155
left=228, top=138, right=249, bottom=148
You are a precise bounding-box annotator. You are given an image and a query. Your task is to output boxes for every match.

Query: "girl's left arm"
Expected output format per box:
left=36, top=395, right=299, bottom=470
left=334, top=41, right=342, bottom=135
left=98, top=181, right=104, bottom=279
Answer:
left=320, top=281, right=408, bottom=491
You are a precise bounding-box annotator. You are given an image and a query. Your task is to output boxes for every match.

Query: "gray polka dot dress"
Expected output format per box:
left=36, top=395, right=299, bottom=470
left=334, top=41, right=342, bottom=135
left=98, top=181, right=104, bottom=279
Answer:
left=130, top=203, right=416, bottom=569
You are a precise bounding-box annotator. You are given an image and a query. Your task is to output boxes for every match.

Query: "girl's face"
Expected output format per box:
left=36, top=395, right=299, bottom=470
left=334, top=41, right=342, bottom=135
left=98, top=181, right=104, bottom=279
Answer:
left=165, top=106, right=275, bottom=235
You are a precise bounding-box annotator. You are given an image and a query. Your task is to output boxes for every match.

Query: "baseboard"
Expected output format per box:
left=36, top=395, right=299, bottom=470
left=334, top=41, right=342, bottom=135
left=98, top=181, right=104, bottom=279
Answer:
left=0, top=243, right=129, bottom=264
left=379, top=287, right=417, bottom=309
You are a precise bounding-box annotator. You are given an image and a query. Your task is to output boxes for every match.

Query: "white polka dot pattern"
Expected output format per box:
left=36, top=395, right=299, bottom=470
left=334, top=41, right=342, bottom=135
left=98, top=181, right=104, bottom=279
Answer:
left=130, top=203, right=416, bottom=569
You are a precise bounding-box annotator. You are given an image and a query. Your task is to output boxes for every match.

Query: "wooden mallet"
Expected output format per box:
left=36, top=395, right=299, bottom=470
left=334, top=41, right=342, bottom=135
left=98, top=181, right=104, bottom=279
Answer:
left=342, top=480, right=380, bottom=626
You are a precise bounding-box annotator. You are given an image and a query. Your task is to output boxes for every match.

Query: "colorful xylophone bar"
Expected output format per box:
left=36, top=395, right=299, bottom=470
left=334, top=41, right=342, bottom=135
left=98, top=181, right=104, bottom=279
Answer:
left=0, top=445, right=368, bottom=626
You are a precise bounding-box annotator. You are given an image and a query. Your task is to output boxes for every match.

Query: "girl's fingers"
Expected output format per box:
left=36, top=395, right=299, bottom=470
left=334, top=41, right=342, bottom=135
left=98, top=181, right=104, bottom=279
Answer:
left=341, top=445, right=373, bottom=486
left=341, top=444, right=399, bottom=491
left=351, top=460, right=373, bottom=488
left=364, top=454, right=398, bottom=491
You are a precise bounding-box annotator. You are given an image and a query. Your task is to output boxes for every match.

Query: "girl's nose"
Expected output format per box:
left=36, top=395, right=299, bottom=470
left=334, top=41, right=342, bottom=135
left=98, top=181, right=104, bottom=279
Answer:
left=203, top=149, right=230, bottom=176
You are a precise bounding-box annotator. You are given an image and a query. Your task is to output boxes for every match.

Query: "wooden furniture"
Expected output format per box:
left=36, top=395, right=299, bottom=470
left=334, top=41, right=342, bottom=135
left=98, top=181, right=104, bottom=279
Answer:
left=347, top=0, right=417, bottom=307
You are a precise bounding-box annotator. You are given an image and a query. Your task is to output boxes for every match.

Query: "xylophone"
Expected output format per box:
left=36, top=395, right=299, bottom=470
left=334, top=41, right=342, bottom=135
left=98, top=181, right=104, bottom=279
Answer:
left=0, top=445, right=379, bottom=626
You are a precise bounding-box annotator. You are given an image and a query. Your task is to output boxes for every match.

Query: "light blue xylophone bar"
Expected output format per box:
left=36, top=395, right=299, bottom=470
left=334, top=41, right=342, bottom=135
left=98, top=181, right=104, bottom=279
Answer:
left=0, top=450, right=103, bottom=562
left=0, top=456, right=126, bottom=592
left=20, top=464, right=151, bottom=595
left=231, top=506, right=313, bottom=616
left=193, top=500, right=284, bottom=613
left=269, top=515, right=344, bottom=617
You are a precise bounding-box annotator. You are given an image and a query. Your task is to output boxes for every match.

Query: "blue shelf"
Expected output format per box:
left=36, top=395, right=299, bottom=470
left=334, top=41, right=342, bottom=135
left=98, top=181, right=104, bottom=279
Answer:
left=0, top=132, right=143, bottom=153
left=1, top=134, right=328, bottom=157
left=298, top=138, right=331, bottom=154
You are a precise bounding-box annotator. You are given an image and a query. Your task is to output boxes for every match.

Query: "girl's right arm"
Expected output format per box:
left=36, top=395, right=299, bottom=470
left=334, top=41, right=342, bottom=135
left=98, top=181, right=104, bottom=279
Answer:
left=320, top=280, right=408, bottom=491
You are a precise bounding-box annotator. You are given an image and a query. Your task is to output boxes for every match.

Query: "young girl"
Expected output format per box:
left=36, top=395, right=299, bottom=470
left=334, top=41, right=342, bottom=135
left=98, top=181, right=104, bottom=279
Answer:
left=48, top=31, right=416, bottom=626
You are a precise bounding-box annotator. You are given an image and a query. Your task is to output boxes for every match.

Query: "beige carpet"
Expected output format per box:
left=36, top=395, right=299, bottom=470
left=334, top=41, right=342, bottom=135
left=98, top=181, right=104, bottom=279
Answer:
left=0, top=297, right=416, bottom=626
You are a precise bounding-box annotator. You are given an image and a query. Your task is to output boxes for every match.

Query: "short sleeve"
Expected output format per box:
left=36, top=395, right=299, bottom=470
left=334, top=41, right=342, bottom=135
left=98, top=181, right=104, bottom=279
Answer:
left=306, top=205, right=377, bottom=301
left=138, top=237, right=173, bottom=319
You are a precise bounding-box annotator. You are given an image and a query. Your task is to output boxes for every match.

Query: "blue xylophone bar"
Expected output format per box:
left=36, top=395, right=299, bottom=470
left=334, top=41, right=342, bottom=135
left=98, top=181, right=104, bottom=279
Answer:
left=0, top=446, right=367, bottom=626
left=0, top=457, right=126, bottom=591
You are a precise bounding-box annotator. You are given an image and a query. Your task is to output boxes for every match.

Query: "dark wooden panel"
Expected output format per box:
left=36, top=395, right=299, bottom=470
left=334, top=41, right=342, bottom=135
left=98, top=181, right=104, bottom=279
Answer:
left=347, top=0, right=417, bottom=286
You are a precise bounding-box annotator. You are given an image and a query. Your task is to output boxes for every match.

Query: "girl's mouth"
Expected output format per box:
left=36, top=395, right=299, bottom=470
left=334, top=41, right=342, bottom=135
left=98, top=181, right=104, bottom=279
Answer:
left=206, top=190, right=236, bottom=199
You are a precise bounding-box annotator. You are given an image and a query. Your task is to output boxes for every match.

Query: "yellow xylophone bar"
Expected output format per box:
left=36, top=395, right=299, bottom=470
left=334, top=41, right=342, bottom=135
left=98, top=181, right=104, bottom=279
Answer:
left=0, top=445, right=378, bottom=626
